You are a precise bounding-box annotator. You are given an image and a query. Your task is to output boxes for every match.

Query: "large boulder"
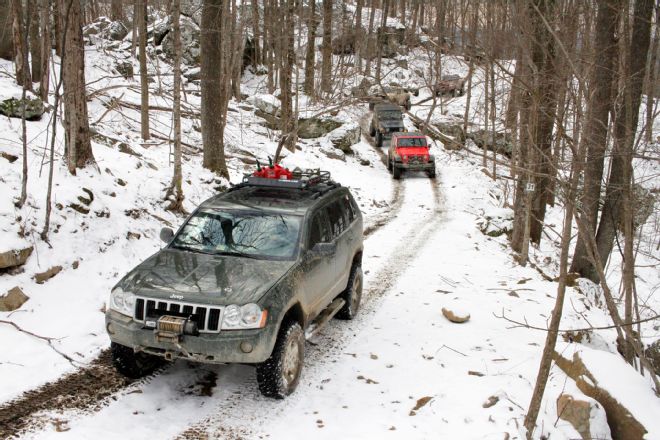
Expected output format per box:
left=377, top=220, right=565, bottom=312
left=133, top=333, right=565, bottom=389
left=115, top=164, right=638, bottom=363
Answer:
left=466, top=129, right=513, bottom=158
left=554, top=349, right=656, bottom=439
left=252, top=94, right=280, bottom=116
left=107, top=21, right=128, bottom=40
left=0, top=287, right=29, bottom=312
left=298, top=118, right=342, bottom=139
left=645, top=339, right=660, bottom=377
left=329, top=122, right=360, bottom=153
left=161, top=15, right=200, bottom=65
left=0, top=97, right=45, bottom=121
left=0, top=246, right=33, bottom=269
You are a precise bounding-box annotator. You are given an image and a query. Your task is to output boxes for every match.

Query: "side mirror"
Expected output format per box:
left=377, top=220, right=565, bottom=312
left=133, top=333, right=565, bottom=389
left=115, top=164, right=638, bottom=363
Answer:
left=307, top=242, right=336, bottom=261
left=160, top=227, right=174, bottom=243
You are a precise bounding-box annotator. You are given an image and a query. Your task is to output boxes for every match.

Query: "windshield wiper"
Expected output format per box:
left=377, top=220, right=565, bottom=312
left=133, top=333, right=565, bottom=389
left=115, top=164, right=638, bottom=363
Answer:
left=215, top=250, right=259, bottom=259
left=170, top=244, right=215, bottom=255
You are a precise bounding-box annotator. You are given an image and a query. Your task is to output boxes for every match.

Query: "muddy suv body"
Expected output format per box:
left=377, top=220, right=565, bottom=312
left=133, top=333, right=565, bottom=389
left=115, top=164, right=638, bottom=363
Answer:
left=106, top=170, right=364, bottom=398
left=433, top=74, right=465, bottom=96
left=367, top=85, right=414, bottom=111
left=387, top=132, right=436, bottom=179
left=369, top=103, right=405, bottom=147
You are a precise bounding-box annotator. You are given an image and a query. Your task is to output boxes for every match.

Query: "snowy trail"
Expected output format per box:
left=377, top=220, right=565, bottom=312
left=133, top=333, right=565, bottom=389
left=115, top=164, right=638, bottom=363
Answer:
left=19, top=175, right=443, bottom=440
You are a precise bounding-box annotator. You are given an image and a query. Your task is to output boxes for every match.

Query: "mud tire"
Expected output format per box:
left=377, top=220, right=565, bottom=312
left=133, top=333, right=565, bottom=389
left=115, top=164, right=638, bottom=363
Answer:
left=256, top=321, right=305, bottom=399
left=111, top=342, right=162, bottom=379
left=393, top=165, right=402, bottom=179
left=336, top=265, right=363, bottom=320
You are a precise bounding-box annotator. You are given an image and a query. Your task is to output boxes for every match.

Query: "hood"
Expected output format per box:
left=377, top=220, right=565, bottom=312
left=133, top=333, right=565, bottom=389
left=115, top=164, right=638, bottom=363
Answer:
left=118, top=249, right=295, bottom=305
left=380, top=119, right=404, bottom=128
left=396, top=146, right=429, bottom=156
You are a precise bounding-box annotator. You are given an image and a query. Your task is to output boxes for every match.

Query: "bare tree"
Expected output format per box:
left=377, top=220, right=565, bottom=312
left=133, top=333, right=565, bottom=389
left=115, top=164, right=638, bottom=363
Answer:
left=62, top=0, right=94, bottom=174
left=320, top=0, right=332, bottom=93
left=570, top=0, right=618, bottom=280
left=0, top=1, right=13, bottom=60
left=303, top=0, right=316, bottom=95
left=39, top=0, right=50, bottom=101
left=166, top=0, right=184, bottom=213
left=138, top=0, right=150, bottom=140
left=111, top=0, right=123, bottom=22
left=11, top=0, right=31, bottom=89
left=201, top=0, right=230, bottom=178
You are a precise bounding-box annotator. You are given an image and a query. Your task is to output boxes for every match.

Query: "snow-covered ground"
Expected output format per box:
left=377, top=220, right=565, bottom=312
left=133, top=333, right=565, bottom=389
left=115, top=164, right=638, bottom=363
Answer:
left=1, top=15, right=659, bottom=440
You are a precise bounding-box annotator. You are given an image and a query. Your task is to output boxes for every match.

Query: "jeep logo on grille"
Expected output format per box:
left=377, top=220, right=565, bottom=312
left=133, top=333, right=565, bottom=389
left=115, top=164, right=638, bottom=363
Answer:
left=170, top=294, right=184, bottom=300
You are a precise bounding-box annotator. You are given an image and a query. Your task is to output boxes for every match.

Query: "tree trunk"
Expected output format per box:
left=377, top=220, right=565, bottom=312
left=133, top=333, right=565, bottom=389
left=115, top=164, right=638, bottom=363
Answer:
left=594, top=0, right=653, bottom=280
left=62, top=0, right=94, bottom=173
left=201, top=0, right=229, bottom=178
left=12, top=0, right=31, bottom=89
left=303, top=0, right=316, bottom=95
left=645, top=4, right=659, bottom=144
left=54, top=0, right=61, bottom=56
left=167, top=0, right=184, bottom=213
left=111, top=0, right=123, bottom=22
left=280, top=0, right=296, bottom=153
left=570, top=0, right=618, bottom=279
left=528, top=0, right=558, bottom=245
left=0, top=1, right=13, bottom=60
left=39, top=0, right=50, bottom=101
left=354, top=0, right=363, bottom=71
left=138, top=0, right=149, bottom=140
left=251, top=0, right=261, bottom=65
left=28, top=0, right=41, bottom=80
left=320, top=0, right=332, bottom=93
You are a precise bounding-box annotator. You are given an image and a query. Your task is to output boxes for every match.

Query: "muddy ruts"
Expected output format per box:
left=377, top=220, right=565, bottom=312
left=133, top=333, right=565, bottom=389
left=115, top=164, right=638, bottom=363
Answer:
left=0, top=348, right=136, bottom=438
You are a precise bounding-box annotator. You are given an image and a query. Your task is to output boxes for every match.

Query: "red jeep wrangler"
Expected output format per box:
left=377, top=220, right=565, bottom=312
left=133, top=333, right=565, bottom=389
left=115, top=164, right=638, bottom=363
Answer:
left=387, top=132, right=436, bottom=179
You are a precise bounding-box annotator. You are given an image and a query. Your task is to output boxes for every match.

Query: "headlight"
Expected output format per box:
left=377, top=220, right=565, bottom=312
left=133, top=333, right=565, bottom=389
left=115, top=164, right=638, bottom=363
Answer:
left=109, top=287, right=136, bottom=317
left=221, top=303, right=267, bottom=330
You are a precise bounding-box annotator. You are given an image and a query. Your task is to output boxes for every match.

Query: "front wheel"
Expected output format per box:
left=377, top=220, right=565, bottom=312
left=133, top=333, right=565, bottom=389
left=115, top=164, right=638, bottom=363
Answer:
left=111, top=342, right=163, bottom=379
left=393, top=166, right=402, bottom=179
left=256, top=321, right=305, bottom=399
left=427, top=168, right=436, bottom=179
left=336, top=265, right=363, bottom=320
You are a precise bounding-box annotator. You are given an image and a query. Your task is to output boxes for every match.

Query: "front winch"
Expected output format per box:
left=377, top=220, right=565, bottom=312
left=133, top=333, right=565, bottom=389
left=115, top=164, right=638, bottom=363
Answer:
left=154, top=315, right=198, bottom=343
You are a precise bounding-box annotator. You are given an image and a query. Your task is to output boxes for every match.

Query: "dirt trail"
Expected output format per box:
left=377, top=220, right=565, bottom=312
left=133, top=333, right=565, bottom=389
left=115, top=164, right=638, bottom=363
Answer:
left=0, top=349, right=159, bottom=438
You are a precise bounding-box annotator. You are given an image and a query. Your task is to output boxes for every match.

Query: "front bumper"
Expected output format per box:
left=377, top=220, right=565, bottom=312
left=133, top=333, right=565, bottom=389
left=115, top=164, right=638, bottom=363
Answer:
left=105, top=310, right=278, bottom=364
left=393, top=161, right=435, bottom=171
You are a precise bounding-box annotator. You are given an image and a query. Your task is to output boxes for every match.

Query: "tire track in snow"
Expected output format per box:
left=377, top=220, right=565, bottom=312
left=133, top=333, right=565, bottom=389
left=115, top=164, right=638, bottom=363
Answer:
left=177, top=176, right=445, bottom=439
left=0, top=349, right=167, bottom=439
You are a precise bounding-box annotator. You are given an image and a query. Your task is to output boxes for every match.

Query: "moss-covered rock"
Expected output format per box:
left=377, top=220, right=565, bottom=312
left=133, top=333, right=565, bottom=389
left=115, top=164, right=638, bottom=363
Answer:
left=0, top=97, right=45, bottom=121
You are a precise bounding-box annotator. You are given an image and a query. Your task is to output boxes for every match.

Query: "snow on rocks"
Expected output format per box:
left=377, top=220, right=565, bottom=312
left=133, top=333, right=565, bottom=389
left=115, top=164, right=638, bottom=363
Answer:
left=0, top=246, right=33, bottom=269
left=557, top=393, right=610, bottom=440
left=0, top=286, right=29, bottom=312
left=442, top=307, right=471, bottom=323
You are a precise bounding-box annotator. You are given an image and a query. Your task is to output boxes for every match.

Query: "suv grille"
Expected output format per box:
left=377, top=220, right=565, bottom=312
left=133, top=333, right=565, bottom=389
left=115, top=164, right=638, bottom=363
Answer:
left=134, top=298, right=224, bottom=333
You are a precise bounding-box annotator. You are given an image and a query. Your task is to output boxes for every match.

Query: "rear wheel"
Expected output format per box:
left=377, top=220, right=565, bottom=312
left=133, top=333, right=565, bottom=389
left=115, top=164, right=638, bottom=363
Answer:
left=256, top=321, right=305, bottom=399
left=376, top=132, right=382, bottom=147
left=111, top=342, right=163, bottom=379
left=336, top=265, right=363, bottom=320
left=369, top=124, right=375, bottom=137
left=393, top=166, right=402, bottom=179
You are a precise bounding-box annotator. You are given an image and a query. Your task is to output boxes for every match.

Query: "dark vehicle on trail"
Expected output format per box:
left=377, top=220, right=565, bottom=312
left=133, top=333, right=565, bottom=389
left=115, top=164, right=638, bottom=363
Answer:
left=106, top=166, right=364, bottom=399
left=366, top=85, right=415, bottom=111
left=369, top=103, right=405, bottom=147
left=387, top=132, right=436, bottom=179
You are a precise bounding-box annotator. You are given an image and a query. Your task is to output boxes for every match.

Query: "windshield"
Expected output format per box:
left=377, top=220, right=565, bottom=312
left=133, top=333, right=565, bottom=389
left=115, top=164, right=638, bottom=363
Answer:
left=397, top=137, right=427, bottom=147
left=380, top=110, right=403, bottom=120
left=171, top=210, right=302, bottom=259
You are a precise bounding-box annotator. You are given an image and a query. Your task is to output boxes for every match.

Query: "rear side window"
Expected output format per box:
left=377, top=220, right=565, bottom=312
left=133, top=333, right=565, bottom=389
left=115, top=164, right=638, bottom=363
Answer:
left=327, top=201, right=346, bottom=238
left=341, top=194, right=355, bottom=223
left=309, top=212, right=331, bottom=248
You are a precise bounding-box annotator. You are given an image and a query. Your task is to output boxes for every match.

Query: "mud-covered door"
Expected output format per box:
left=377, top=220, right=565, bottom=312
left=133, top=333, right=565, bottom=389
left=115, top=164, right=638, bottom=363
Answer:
left=301, top=209, right=336, bottom=316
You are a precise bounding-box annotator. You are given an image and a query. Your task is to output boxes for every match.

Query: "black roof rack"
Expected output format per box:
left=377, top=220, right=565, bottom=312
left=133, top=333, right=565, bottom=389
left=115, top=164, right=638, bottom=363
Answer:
left=228, top=168, right=340, bottom=198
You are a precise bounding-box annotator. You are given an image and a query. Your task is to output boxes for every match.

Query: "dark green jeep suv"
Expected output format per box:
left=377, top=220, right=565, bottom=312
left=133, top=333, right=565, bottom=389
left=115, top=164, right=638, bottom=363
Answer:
left=105, top=170, right=364, bottom=398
